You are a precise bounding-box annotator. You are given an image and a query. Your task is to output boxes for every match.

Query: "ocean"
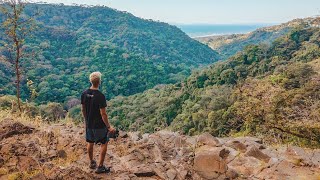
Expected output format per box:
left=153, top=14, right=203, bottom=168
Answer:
left=176, top=24, right=274, bottom=37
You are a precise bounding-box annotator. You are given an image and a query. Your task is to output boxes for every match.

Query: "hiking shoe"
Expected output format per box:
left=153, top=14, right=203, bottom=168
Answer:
left=89, top=160, right=97, bottom=169
left=95, top=165, right=110, bottom=174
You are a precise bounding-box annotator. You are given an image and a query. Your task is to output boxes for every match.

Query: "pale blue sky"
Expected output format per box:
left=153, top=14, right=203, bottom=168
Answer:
left=41, top=0, right=320, bottom=24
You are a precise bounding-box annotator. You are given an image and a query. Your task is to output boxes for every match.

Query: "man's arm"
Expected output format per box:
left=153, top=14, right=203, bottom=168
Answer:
left=100, top=107, right=111, bottom=129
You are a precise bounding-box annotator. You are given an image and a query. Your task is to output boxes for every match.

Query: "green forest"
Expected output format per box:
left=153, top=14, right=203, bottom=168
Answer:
left=106, top=26, right=320, bottom=146
left=0, top=3, right=219, bottom=102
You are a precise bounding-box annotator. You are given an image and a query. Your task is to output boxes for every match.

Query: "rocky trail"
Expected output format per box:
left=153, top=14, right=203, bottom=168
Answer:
left=0, top=118, right=319, bottom=180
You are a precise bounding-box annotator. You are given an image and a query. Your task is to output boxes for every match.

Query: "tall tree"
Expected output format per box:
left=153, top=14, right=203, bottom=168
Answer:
left=0, top=0, right=35, bottom=111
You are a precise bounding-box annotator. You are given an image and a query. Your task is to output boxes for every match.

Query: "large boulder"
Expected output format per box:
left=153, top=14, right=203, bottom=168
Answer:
left=194, top=147, right=229, bottom=179
left=228, top=155, right=264, bottom=176
left=245, top=146, right=271, bottom=163
left=128, top=132, right=143, bottom=142
left=225, top=140, right=247, bottom=153
left=196, top=133, right=221, bottom=148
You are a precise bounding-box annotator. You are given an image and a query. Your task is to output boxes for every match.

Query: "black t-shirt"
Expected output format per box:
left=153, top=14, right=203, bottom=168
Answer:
left=81, top=89, right=107, bottom=129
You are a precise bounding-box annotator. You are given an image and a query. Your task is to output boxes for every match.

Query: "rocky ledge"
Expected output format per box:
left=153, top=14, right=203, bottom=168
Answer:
left=0, top=118, right=319, bottom=179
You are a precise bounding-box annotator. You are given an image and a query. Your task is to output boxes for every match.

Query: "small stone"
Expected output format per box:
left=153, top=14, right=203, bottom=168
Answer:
left=132, top=165, right=155, bottom=177
left=226, top=168, right=239, bottom=179
left=47, top=149, right=57, bottom=158
left=119, top=131, right=128, bottom=138
left=166, top=168, right=177, bottom=180
left=57, top=150, right=67, bottom=159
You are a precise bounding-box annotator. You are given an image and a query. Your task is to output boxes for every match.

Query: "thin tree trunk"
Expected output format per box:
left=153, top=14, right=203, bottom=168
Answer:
left=13, top=4, right=22, bottom=112
left=15, top=52, right=21, bottom=112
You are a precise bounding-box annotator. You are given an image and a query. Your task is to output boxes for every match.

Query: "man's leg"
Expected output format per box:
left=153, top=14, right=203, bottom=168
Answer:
left=87, top=142, right=94, bottom=162
left=98, top=142, right=108, bottom=167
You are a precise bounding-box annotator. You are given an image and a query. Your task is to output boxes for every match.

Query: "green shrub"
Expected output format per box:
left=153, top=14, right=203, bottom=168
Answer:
left=39, top=102, right=65, bottom=121
left=24, top=103, right=40, bottom=117
left=68, top=105, right=83, bottom=124
left=0, top=95, right=16, bottom=110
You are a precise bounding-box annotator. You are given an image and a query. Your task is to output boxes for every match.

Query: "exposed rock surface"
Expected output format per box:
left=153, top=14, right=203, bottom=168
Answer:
left=0, top=118, right=319, bottom=179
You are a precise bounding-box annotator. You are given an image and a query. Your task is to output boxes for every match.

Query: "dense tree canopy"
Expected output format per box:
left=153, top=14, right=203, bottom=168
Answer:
left=107, top=26, right=320, bottom=147
left=0, top=3, right=219, bottom=103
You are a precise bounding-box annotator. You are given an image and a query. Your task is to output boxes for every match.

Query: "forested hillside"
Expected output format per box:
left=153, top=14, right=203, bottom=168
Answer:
left=196, top=17, right=320, bottom=59
left=107, top=25, right=320, bottom=147
left=0, top=3, right=219, bottom=102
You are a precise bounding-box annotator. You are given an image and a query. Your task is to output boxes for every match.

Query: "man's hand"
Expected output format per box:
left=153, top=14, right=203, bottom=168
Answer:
left=100, top=107, right=112, bottom=129
left=108, top=127, right=116, bottom=133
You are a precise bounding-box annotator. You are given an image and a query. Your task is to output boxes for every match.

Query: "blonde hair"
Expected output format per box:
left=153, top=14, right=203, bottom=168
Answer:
left=89, top=72, right=102, bottom=87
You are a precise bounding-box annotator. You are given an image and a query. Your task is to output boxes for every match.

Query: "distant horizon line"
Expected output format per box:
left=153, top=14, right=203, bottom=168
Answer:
left=173, top=23, right=279, bottom=26
left=31, top=2, right=314, bottom=26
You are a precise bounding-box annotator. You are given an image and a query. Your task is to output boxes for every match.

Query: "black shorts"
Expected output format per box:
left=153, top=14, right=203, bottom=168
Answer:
left=86, top=128, right=109, bottom=144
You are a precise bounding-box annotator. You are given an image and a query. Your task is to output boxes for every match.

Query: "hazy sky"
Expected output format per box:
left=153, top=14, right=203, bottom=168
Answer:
left=41, top=0, right=320, bottom=24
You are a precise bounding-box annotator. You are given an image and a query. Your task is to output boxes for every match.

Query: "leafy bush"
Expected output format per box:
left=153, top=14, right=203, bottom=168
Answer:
left=0, top=95, right=16, bottom=110
left=68, top=105, right=83, bottom=124
left=39, top=102, right=65, bottom=121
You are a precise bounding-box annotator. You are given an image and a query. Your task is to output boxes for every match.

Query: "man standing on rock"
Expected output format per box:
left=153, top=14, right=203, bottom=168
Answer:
left=81, top=71, right=115, bottom=174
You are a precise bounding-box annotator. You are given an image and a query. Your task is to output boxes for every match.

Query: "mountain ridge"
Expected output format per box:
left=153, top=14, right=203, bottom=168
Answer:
left=196, top=17, right=320, bottom=59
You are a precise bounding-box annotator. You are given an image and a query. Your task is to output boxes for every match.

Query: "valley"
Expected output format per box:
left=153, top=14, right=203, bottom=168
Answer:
left=107, top=21, right=320, bottom=148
